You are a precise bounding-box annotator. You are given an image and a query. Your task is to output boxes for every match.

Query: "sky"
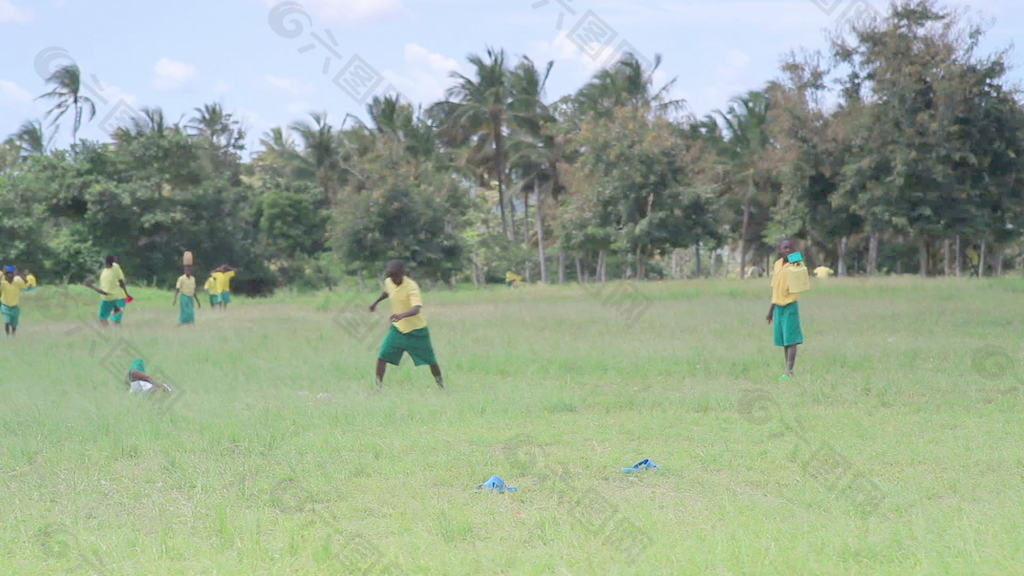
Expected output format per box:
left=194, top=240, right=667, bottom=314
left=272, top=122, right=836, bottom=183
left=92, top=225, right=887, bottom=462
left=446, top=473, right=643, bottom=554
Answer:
left=0, top=0, right=1021, bottom=153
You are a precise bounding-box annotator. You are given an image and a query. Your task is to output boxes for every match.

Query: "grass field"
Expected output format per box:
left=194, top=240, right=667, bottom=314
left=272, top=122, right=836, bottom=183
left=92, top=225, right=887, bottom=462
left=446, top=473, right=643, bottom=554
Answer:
left=1, top=277, right=1022, bottom=575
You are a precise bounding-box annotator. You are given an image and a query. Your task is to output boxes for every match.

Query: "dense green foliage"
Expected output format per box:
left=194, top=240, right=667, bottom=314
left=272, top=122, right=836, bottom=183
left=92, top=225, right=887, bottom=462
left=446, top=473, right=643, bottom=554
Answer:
left=2, top=1, right=1022, bottom=292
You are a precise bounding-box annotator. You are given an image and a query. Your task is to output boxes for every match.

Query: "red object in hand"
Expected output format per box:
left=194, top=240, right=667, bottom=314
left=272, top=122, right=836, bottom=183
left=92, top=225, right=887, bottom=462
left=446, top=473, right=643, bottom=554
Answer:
left=125, top=296, right=134, bottom=304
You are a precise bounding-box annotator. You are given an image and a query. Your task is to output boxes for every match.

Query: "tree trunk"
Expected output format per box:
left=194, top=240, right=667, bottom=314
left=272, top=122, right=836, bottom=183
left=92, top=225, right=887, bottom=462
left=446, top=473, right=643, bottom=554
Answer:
left=695, top=244, right=702, bottom=278
left=558, top=251, right=566, bottom=284
left=918, top=238, right=929, bottom=278
left=739, top=201, right=751, bottom=279
left=974, top=236, right=983, bottom=274
left=597, top=250, right=607, bottom=282
left=995, top=251, right=1004, bottom=276
left=943, top=239, right=951, bottom=276
left=837, top=236, right=848, bottom=277
left=867, top=232, right=879, bottom=276
left=535, top=179, right=547, bottom=283
left=493, top=119, right=511, bottom=240
left=575, top=257, right=583, bottom=283
left=472, top=257, right=480, bottom=289
left=711, top=248, right=719, bottom=278
left=357, top=271, right=366, bottom=291
left=955, top=235, right=962, bottom=277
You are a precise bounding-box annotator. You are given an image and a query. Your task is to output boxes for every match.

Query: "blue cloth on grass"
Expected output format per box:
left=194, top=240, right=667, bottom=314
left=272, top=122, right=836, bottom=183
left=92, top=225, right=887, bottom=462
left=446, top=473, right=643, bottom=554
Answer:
left=623, top=458, right=660, bottom=473
left=477, top=475, right=517, bottom=493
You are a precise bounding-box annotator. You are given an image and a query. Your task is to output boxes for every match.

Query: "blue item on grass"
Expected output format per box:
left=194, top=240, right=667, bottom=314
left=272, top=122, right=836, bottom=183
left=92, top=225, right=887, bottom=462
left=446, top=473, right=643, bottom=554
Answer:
left=622, top=458, right=660, bottom=473
left=477, top=475, right=517, bottom=493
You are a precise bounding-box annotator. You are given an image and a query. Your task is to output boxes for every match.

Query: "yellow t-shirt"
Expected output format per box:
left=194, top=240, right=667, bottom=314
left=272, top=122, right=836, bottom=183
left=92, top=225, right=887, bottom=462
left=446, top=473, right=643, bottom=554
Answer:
left=176, top=274, right=197, bottom=297
left=98, top=263, right=126, bottom=301
left=814, top=266, right=835, bottom=279
left=26, top=274, right=37, bottom=287
left=204, top=277, right=220, bottom=294
left=385, top=277, right=427, bottom=334
left=1, top=276, right=26, bottom=307
left=215, top=270, right=235, bottom=292
left=771, top=258, right=799, bottom=306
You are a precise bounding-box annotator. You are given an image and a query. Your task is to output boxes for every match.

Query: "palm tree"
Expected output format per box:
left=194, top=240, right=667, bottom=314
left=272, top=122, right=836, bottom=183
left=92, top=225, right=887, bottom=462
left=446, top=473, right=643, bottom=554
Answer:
left=289, top=112, right=345, bottom=200
left=10, top=120, right=52, bottom=157
left=433, top=47, right=515, bottom=239
left=575, top=53, right=683, bottom=119
left=508, top=56, right=557, bottom=282
left=187, top=103, right=244, bottom=154
left=715, top=90, right=774, bottom=279
left=37, top=64, right=96, bottom=143
left=112, top=107, right=174, bottom=144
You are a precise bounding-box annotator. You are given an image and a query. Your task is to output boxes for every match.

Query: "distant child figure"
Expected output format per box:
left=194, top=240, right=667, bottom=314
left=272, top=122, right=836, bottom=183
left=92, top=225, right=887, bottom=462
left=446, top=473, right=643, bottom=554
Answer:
left=24, top=269, right=37, bottom=291
left=505, top=271, right=522, bottom=288
left=213, top=265, right=238, bottom=310
left=814, top=265, right=835, bottom=279
left=0, top=266, right=27, bottom=336
left=767, top=239, right=805, bottom=379
left=126, top=359, right=172, bottom=395
left=204, top=273, right=221, bottom=308
left=89, top=255, right=133, bottom=326
left=173, top=265, right=201, bottom=325
left=369, top=260, right=444, bottom=389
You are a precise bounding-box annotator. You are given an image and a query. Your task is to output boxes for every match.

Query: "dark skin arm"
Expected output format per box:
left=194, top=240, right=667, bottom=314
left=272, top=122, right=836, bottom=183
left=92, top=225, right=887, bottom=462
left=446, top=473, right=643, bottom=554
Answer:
left=766, top=303, right=775, bottom=324
left=119, top=279, right=132, bottom=300
left=128, top=371, right=171, bottom=392
left=369, top=291, right=388, bottom=312
left=390, top=305, right=421, bottom=324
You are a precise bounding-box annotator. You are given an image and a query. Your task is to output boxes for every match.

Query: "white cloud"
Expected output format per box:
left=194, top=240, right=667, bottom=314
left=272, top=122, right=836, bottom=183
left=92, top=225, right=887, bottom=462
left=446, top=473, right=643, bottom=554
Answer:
left=213, top=81, right=231, bottom=95
left=152, top=58, right=198, bottom=91
left=0, top=80, right=32, bottom=104
left=0, top=0, right=32, bottom=23
left=379, top=43, right=463, bottom=106
left=262, top=0, right=402, bottom=24
left=265, top=74, right=314, bottom=98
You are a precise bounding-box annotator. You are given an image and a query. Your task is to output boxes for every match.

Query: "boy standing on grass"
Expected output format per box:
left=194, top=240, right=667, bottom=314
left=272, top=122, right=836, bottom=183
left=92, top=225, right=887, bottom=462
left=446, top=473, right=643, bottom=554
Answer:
left=0, top=266, right=27, bottom=336
left=767, top=238, right=804, bottom=380
left=213, top=265, right=238, bottom=310
left=173, top=265, right=201, bottom=325
left=24, top=269, right=37, bottom=291
left=368, top=260, right=444, bottom=389
left=204, top=273, right=220, bottom=309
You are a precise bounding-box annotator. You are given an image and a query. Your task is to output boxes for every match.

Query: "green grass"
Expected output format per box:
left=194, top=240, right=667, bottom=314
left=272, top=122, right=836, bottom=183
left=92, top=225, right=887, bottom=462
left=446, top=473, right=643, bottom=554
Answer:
left=1, top=278, right=1022, bottom=575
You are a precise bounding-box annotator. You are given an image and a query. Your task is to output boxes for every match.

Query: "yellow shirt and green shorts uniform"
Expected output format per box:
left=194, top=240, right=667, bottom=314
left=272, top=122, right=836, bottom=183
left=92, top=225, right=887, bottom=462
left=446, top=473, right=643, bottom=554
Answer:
left=1, top=276, right=27, bottom=327
left=771, top=258, right=804, bottom=347
left=204, top=277, right=220, bottom=306
left=378, top=277, right=438, bottom=367
left=25, top=274, right=37, bottom=291
left=215, top=270, right=236, bottom=304
left=176, top=274, right=197, bottom=324
left=98, top=263, right=127, bottom=323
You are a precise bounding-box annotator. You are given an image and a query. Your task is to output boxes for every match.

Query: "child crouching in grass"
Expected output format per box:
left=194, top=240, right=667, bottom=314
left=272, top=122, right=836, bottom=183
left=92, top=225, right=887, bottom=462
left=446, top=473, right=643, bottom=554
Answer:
left=126, top=359, right=173, bottom=395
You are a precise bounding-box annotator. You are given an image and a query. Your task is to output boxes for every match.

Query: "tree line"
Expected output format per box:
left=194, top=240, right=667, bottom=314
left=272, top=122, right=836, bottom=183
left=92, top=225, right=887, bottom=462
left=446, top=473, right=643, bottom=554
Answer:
left=2, top=0, right=1022, bottom=293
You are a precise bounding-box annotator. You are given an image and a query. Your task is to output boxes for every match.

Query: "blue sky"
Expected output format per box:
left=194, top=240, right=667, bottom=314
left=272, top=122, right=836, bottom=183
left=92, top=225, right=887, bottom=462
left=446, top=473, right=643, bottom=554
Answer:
left=1, top=0, right=1020, bottom=152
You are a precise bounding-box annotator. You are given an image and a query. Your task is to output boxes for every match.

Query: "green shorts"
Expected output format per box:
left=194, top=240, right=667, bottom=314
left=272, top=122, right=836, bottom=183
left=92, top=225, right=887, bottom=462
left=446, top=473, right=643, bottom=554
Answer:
left=773, top=301, right=804, bottom=347
left=220, top=290, right=232, bottom=304
left=1, top=304, right=20, bottom=327
left=378, top=326, right=438, bottom=367
left=98, top=298, right=126, bottom=323
left=209, top=293, right=220, bottom=306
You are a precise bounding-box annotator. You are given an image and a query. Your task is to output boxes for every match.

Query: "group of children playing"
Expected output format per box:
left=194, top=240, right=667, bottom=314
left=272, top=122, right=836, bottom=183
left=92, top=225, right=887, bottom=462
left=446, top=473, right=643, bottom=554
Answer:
left=12, top=241, right=806, bottom=394
left=172, top=264, right=238, bottom=325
